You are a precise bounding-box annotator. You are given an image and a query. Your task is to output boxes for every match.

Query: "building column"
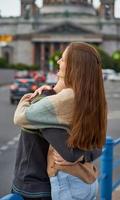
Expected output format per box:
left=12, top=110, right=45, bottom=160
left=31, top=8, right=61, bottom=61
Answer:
left=50, top=43, right=55, bottom=56
left=32, top=44, right=35, bottom=65
left=40, top=43, right=45, bottom=70
left=60, top=43, right=65, bottom=52
left=49, top=43, right=55, bottom=71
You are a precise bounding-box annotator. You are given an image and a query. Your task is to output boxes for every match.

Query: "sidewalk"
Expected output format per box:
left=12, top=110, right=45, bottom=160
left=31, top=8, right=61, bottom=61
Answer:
left=112, top=188, right=120, bottom=200
left=97, top=188, right=120, bottom=199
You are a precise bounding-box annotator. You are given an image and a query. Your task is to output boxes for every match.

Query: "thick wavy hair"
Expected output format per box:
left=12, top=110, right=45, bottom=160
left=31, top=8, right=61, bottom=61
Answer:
left=64, top=42, right=107, bottom=150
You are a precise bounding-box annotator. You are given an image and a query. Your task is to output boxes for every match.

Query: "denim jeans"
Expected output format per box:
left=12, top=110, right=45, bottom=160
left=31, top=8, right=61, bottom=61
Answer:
left=50, top=171, right=98, bottom=200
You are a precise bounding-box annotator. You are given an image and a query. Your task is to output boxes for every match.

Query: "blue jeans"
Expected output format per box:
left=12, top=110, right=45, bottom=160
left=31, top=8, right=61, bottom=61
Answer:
left=50, top=171, right=98, bottom=200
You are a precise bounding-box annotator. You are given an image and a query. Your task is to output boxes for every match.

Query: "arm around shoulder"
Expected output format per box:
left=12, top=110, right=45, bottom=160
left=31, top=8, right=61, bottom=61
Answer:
left=14, top=93, right=31, bottom=126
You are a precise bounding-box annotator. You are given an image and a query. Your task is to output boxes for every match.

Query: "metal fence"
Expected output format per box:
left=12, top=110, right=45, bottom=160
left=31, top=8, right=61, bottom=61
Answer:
left=100, top=136, right=120, bottom=200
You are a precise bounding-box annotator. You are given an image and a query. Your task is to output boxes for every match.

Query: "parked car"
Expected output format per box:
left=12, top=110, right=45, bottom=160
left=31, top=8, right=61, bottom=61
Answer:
left=102, top=69, right=116, bottom=80
left=33, top=72, right=46, bottom=83
left=9, top=78, right=38, bottom=104
left=107, top=73, right=120, bottom=81
left=14, top=70, right=32, bottom=79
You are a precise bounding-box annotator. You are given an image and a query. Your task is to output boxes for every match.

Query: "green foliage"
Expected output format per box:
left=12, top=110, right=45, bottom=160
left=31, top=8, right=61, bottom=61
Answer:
left=49, top=51, right=62, bottom=71
left=0, top=59, right=39, bottom=71
left=0, top=57, right=8, bottom=69
left=94, top=46, right=114, bottom=69
left=112, top=50, right=120, bottom=61
left=10, top=63, right=39, bottom=71
left=94, top=46, right=120, bottom=72
left=112, top=50, right=120, bottom=72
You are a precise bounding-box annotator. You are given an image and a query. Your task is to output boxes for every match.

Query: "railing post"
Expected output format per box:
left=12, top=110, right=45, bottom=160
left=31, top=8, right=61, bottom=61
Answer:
left=100, top=136, right=114, bottom=200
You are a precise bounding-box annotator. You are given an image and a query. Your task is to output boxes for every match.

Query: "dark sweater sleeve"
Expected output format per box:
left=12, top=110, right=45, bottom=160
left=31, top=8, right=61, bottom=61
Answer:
left=40, top=89, right=102, bottom=162
left=41, top=128, right=102, bottom=162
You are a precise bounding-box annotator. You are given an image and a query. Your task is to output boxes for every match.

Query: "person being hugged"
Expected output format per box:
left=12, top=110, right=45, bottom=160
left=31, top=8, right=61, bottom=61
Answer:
left=14, top=42, right=107, bottom=200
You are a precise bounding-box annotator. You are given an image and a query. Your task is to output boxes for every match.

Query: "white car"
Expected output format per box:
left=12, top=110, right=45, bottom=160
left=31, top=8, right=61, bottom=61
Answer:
left=107, top=73, right=120, bottom=81
left=102, top=69, right=116, bottom=80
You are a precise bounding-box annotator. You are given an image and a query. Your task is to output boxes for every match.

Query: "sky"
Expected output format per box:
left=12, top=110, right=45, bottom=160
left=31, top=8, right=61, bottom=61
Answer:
left=0, top=0, right=119, bottom=18
left=0, top=0, right=43, bottom=17
left=0, top=0, right=20, bottom=17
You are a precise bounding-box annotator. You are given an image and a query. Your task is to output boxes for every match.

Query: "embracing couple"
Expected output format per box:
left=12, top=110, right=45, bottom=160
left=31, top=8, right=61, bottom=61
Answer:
left=9, top=42, right=107, bottom=200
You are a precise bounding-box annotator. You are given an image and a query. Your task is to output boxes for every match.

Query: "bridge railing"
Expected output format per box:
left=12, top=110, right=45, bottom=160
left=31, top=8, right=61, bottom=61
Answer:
left=100, top=136, right=120, bottom=200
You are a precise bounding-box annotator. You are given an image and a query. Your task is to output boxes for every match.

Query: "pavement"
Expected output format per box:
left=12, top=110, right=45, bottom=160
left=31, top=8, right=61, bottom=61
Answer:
left=112, top=188, right=120, bottom=200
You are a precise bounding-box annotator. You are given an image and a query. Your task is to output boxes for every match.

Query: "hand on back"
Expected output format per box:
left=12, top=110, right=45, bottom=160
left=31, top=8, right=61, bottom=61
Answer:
left=29, top=85, right=52, bottom=100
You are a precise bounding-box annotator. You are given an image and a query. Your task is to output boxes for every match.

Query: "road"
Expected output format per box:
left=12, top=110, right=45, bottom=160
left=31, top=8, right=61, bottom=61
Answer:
left=0, top=81, right=120, bottom=196
left=0, top=86, right=19, bottom=196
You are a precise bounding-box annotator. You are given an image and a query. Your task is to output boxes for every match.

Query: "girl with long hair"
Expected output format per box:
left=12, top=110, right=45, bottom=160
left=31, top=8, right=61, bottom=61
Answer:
left=14, top=42, right=107, bottom=200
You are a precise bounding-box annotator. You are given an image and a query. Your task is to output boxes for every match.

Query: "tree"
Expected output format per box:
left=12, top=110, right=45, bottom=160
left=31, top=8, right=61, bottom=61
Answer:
left=112, top=50, right=120, bottom=72
left=49, top=51, right=62, bottom=71
left=95, top=46, right=115, bottom=70
left=0, top=58, right=8, bottom=69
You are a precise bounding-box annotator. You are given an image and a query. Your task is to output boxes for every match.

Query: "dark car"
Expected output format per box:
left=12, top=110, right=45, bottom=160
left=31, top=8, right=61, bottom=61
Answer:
left=10, top=78, right=38, bottom=104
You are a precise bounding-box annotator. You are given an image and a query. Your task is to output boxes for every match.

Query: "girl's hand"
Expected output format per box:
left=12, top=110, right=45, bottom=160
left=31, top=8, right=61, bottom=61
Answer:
left=53, top=150, right=76, bottom=166
left=29, top=85, right=52, bottom=100
left=18, top=93, right=32, bottom=104
left=21, top=93, right=32, bottom=100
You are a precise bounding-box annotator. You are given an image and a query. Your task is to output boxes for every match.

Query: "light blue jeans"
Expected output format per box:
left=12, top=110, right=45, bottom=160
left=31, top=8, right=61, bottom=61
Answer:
left=50, top=171, right=98, bottom=200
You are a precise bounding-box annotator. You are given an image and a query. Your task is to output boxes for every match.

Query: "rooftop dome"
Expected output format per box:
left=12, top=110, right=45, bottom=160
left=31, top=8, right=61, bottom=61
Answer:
left=41, top=0, right=96, bottom=16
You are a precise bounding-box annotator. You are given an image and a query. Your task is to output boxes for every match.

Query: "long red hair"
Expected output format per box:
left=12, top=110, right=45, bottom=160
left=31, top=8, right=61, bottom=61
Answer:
left=64, top=42, right=107, bottom=150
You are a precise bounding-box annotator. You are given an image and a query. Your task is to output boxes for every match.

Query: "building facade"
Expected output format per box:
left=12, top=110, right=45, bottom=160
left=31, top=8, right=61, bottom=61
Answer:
left=0, top=0, right=120, bottom=70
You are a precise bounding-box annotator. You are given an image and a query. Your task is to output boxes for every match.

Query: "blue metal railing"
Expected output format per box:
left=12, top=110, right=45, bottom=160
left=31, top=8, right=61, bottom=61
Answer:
left=100, top=136, right=120, bottom=200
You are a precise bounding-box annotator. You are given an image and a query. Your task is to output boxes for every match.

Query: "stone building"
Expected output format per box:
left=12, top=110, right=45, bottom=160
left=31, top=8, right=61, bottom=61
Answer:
left=0, top=0, right=120, bottom=70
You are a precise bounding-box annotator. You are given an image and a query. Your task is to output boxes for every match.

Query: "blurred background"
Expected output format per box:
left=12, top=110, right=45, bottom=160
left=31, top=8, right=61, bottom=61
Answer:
left=0, top=0, right=120, bottom=198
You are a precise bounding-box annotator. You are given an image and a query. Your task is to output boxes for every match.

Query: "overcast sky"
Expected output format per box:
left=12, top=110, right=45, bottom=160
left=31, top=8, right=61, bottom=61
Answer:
left=0, top=0, right=21, bottom=16
left=0, top=0, right=119, bottom=18
left=0, top=0, right=43, bottom=17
